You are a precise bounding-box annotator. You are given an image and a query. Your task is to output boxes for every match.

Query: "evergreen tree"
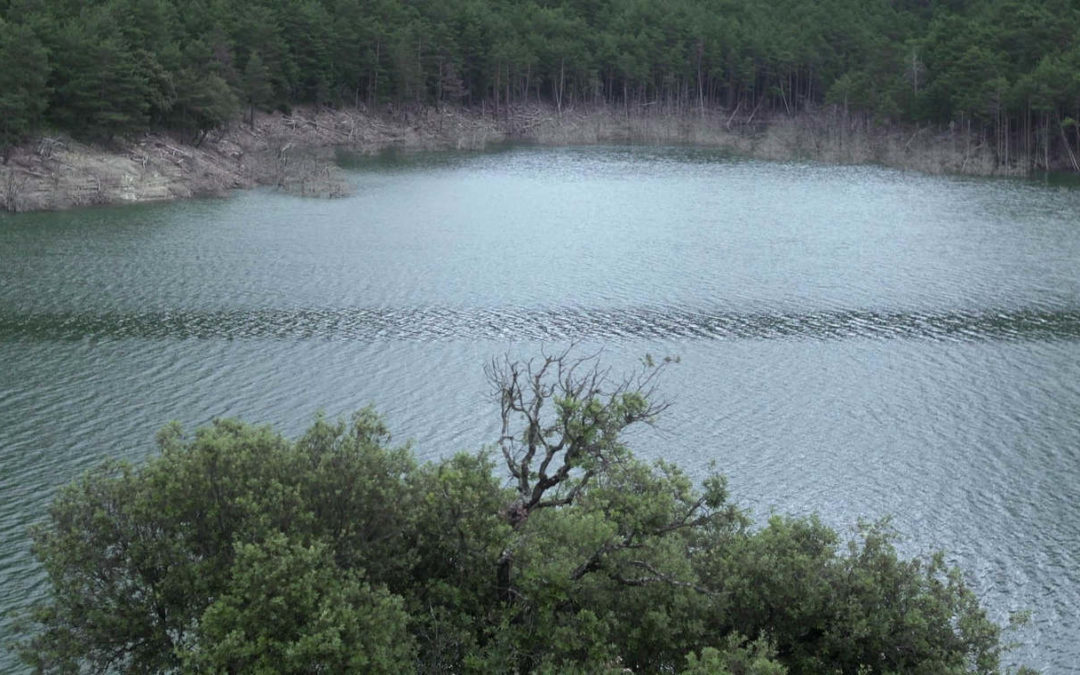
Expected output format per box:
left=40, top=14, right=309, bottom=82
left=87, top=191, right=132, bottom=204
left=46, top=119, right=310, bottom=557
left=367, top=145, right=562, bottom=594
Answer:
left=47, top=19, right=151, bottom=140
left=0, top=18, right=50, bottom=155
left=0, top=0, right=1076, bottom=167
left=241, top=50, right=273, bottom=126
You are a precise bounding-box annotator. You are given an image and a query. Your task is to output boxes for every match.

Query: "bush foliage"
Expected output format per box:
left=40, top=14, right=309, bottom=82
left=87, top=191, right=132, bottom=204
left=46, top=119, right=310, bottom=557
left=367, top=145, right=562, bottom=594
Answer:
left=17, top=354, right=1008, bottom=673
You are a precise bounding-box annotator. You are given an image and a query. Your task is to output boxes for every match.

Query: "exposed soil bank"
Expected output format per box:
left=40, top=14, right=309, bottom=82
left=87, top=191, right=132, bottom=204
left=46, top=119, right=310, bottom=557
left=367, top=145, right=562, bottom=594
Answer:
left=0, top=107, right=503, bottom=212
left=0, top=105, right=1043, bottom=213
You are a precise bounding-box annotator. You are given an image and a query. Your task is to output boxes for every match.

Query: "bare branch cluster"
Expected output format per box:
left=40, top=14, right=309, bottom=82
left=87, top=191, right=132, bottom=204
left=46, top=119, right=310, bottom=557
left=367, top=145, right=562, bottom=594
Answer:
left=486, top=346, right=673, bottom=529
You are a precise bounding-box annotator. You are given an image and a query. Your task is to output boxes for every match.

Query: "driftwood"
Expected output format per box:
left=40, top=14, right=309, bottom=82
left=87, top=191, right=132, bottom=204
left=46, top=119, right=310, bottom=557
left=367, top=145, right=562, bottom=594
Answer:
left=35, top=137, right=65, bottom=159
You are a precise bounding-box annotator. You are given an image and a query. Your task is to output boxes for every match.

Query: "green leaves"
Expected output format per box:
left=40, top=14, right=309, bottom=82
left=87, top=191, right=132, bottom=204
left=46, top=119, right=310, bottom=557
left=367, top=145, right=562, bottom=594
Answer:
left=181, top=534, right=415, bottom=673
left=3, top=0, right=1079, bottom=168
left=683, top=635, right=787, bottom=675
left=694, top=516, right=1005, bottom=674
left=0, top=18, right=49, bottom=153
left=18, top=382, right=1013, bottom=673
left=18, top=414, right=419, bottom=673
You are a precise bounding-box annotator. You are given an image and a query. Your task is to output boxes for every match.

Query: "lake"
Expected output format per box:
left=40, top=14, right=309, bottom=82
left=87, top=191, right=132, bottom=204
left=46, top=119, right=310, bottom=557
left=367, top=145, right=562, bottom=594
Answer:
left=1, top=146, right=1078, bottom=671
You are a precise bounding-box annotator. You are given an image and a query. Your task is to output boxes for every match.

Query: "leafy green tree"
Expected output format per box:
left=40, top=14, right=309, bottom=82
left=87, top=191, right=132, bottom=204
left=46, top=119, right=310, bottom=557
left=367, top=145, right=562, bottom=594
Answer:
left=16, top=355, right=1017, bottom=673
left=179, top=533, right=415, bottom=673
left=231, top=5, right=293, bottom=105
left=164, top=39, right=239, bottom=140
left=17, top=412, right=416, bottom=672
left=0, top=0, right=1076, bottom=169
left=0, top=18, right=50, bottom=156
left=682, top=635, right=787, bottom=675
left=242, top=50, right=273, bottom=126
left=107, top=0, right=177, bottom=48
left=172, top=69, right=238, bottom=143
left=280, top=0, right=333, bottom=103
left=695, top=515, right=1006, bottom=673
left=47, top=18, right=150, bottom=140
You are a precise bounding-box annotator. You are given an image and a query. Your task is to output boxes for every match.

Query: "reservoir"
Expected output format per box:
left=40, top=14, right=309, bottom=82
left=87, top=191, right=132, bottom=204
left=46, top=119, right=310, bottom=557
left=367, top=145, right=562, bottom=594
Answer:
left=1, top=146, right=1078, bottom=671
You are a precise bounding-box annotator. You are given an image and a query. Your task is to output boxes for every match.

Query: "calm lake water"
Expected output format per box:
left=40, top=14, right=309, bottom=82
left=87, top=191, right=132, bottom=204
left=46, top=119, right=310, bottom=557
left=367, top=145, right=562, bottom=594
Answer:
left=2, top=146, right=1079, bottom=671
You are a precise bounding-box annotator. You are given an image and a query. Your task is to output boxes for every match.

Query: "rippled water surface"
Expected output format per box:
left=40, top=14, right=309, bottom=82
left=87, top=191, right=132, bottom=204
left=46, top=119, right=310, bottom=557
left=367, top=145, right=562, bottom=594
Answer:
left=2, top=146, right=1079, bottom=671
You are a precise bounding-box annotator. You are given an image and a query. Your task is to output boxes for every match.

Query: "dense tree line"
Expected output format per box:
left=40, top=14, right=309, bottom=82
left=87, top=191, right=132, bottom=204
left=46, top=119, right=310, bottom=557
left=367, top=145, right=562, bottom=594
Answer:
left=1, top=0, right=1078, bottom=166
left=16, top=353, right=1014, bottom=673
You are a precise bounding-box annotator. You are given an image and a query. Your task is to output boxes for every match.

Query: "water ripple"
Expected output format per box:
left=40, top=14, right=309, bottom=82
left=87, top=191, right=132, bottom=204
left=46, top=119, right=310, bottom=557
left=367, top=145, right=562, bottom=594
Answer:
left=1, top=306, right=1078, bottom=342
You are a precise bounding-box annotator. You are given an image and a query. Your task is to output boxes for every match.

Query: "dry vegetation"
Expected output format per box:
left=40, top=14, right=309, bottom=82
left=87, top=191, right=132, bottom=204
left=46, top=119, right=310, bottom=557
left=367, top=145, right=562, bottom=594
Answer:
left=0, top=105, right=1023, bottom=213
left=0, top=107, right=504, bottom=212
left=523, top=104, right=1022, bottom=176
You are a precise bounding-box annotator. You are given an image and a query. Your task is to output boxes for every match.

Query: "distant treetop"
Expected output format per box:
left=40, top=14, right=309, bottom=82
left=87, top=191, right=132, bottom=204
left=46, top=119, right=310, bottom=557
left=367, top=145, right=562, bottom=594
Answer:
left=1, top=0, right=1078, bottom=168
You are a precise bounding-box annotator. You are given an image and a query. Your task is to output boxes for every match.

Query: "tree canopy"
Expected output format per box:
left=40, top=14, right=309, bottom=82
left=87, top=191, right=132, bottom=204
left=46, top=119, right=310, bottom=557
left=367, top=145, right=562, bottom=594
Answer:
left=1, top=0, right=1079, bottom=168
left=15, top=352, right=1015, bottom=673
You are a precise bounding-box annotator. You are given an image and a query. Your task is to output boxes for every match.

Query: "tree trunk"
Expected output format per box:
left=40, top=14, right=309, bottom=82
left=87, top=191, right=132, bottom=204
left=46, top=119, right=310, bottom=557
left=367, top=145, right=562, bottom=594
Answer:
left=556, top=58, right=565, bottom=116
left=697, top=45, right=705, bottom=118
left=370, top=40, right=380, bottom=108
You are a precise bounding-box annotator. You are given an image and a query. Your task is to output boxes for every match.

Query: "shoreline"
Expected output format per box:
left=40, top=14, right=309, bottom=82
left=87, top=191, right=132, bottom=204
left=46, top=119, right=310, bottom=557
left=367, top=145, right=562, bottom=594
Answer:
left=0, top=104, right=1049, bottom=213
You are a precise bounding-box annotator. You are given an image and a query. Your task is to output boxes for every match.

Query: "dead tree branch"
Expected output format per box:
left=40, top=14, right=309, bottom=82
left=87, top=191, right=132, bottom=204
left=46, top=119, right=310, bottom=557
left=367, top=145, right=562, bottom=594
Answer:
left=486, top=347, right=675, bottom=529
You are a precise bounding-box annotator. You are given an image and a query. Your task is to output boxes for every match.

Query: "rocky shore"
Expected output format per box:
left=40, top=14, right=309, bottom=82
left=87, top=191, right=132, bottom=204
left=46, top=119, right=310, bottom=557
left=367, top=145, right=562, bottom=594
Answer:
left=0, top=105, right=1031, bottom=213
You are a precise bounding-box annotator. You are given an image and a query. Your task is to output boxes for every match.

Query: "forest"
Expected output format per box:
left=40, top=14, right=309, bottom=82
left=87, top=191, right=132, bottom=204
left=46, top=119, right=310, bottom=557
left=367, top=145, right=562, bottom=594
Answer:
left=0, top=0, right=1079, bottom=170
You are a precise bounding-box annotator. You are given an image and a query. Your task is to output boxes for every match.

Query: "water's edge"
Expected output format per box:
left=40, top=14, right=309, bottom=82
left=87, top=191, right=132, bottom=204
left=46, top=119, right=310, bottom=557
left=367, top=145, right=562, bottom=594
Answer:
left=0, top=104, right=1051, bottom=213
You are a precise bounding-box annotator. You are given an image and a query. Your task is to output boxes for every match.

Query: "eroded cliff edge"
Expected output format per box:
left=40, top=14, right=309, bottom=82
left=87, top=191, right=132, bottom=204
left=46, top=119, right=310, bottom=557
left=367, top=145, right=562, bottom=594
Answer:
left=0, top=105, right=1029, bottom=213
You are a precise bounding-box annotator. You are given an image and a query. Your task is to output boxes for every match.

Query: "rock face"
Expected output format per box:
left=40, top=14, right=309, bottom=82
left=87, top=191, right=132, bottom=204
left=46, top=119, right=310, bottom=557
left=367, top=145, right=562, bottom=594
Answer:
left=0, top=104, right=1028, bottom=213
left=0, top=107, right=506, bottom=212
left=2, top=135, right=252, bottom=212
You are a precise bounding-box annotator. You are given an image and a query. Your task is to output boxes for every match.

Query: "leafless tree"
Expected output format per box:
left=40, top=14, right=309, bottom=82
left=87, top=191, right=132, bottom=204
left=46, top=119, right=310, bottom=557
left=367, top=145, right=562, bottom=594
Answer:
left=483, top=347, right=734, bottom=604
left=487, top=346, right=675, bottom=529
left=487, top=346, right=683, bottom=602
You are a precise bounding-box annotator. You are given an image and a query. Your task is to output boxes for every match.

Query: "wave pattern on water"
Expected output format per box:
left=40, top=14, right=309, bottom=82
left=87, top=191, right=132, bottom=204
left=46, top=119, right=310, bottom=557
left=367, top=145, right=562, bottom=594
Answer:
left=2, top=306, right=1079, bottom=342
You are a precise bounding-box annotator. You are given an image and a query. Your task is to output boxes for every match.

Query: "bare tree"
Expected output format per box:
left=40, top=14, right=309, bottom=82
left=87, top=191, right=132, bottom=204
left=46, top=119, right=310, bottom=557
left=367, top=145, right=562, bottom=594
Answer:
left=487, top=346, right=674, bottom=527
left=486, top=346, right=682, bottom=602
